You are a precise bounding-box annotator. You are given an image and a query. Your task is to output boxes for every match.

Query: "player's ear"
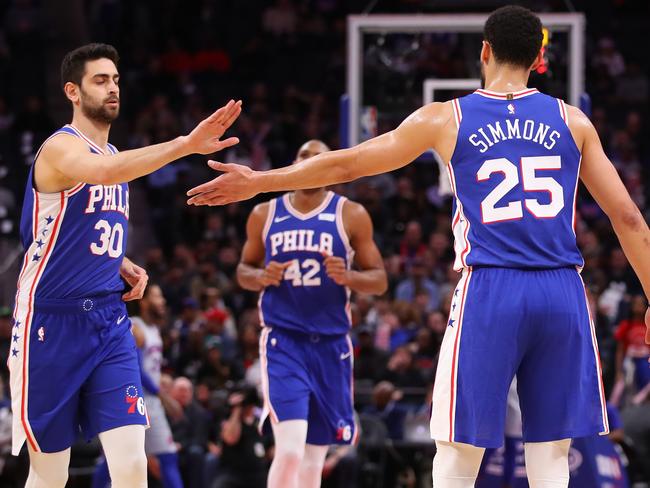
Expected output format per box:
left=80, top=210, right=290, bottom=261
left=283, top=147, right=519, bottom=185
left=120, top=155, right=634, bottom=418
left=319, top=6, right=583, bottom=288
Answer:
left=529, top=49, right=544, bottom=72
left=480, top=41, right=491, bottom=66
left=64, top=81, right=80, bottom=105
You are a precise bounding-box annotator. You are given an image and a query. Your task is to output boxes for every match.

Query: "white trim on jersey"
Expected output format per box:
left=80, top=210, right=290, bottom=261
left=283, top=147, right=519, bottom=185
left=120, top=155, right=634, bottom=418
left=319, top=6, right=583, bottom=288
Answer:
left=11, top=191, right=69, bottom=455
left=335, top=196, right=354, bottom=325
left=430, top=267, right=473, bottom=443
left=345, top=335, right=360, bottom=446
left=262, top=198, right=277, bottom=243
left=474, top=88, right=539, bottom=100
left=258, top=328, right=279, bottom=433
left=579, top=276, right=610, bottom=435
left=556, top=98, right=569, bottom=125
left=66, top=124, right=107, bottom=154
left=446, top=162, right=471, bottom=270
left=571, top=156, right=582, bottom=239
left=451, top=98, right=462, bottom=128
left=283, top=191, right=334, bottom=220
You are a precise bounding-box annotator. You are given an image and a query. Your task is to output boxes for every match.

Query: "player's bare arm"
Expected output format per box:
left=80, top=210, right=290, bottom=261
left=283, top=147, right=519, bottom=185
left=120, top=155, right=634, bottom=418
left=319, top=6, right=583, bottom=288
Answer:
left=569, top=104, right=650, bottom=339
left=323, top=201, right=387, bottom=295
left=187, top=101, right=456, bottom=205
left=237, top=203, right=292, bottom=292
left=35, top=100, right=242, bottom=193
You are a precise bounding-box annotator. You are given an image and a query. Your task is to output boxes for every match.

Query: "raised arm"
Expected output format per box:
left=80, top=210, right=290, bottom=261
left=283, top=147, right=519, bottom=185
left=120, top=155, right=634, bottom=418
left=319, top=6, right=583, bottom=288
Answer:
left=36, top=100, right=241, bottom=192
left=187, top=101, right=455, bottom=205
left=323, top=201, right=387, bottom=295
left=572, top=105, right=650, bottom=303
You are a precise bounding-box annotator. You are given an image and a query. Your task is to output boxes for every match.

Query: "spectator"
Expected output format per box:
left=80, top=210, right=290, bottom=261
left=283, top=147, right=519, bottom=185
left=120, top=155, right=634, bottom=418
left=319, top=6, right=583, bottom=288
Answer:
left=170, top=377, right=210, bottom=488
left=614, top=295, right=650, bottom=391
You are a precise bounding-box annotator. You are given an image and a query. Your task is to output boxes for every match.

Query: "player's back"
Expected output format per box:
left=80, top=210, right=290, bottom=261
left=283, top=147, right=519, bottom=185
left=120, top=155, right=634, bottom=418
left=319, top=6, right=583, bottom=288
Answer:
left=16, top=125, right=128, bottom=309
left=260, top=191, right=353, bottom=335
left=448, top=88, right=583, bottom=270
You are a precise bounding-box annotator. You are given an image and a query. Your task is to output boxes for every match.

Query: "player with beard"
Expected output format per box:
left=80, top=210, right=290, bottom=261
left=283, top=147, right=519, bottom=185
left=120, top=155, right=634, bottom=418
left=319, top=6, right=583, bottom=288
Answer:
left=9, top=43, right=240, bottom=488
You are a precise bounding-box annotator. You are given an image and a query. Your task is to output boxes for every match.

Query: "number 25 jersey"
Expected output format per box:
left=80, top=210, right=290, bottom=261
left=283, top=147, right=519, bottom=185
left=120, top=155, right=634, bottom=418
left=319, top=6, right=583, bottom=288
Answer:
left=17, top=125, right=128, bottom=304
left=448, top=88, right=583, bottom=270
left=260, top=191, right=353, bottom=335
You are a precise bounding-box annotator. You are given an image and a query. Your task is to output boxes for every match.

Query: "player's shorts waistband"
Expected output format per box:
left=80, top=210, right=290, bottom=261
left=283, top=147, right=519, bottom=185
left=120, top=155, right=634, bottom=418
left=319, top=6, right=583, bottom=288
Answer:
left=265, top=326, right=348, bottom=344
left=29, top=293, right=123, bottom=314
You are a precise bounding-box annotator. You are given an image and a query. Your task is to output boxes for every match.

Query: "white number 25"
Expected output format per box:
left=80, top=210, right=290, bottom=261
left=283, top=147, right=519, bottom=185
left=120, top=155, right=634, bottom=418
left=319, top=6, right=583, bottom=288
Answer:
left=477, top=156, right=564, bottom=224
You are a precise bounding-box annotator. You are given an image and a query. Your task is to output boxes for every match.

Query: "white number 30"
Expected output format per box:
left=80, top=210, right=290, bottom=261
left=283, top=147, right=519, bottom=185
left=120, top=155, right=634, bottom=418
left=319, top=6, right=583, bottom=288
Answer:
left=90, top=219, right=124, bottom=258
left=477, top=156, right=564, bottom=224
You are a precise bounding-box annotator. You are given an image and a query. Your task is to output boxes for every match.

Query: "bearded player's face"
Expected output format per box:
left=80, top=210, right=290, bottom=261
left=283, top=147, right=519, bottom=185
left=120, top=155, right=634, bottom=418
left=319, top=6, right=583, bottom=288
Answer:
left=79, top=58, right=120, bottom=124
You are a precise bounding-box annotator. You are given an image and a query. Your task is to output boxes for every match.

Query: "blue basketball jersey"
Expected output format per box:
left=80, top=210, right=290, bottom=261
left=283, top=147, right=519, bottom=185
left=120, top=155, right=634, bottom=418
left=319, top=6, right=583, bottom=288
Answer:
left=260, top=191, right=353, bottom=335
left=447, top=88, right=583, bottom=270
left=16, top=125, right=128, bottom=305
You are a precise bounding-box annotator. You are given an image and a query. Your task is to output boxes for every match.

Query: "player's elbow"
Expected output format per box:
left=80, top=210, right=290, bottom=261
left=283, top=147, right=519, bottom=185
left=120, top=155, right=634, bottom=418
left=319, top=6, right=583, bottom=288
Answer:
left=373, top=271, right=389, bottom=295
left=610, top=202, right=645, bottom=233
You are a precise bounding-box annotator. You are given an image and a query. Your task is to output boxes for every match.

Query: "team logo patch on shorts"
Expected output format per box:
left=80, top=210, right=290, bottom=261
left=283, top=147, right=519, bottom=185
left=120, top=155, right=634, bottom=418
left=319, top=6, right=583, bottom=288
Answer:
left=336, top=420, right=352, bottom=442
left=125, top=385, right=145, bottom=415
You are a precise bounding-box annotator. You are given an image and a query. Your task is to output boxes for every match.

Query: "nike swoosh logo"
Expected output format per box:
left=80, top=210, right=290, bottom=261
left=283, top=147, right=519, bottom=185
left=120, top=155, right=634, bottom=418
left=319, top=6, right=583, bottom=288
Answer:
left=116, top=315, right=127, bottom=325
left=340, top=352, right=351, bottom=360
left=274, top=215, right=291, bottom=223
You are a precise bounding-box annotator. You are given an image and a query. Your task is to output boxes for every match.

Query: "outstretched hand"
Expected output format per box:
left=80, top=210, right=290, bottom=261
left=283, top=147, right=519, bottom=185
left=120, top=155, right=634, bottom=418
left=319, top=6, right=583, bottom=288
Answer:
left=186, top=160, right=261, bottom=206
left=184, top=100, right=242, bottom=155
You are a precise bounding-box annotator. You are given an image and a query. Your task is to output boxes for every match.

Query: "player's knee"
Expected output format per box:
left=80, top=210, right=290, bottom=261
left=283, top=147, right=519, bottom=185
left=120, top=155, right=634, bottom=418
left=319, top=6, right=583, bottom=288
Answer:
left=275, top=447, right=304, bottom=469
left=109, top=451, right=147, bottom=487
left=32, top=465, right=69, bottom=488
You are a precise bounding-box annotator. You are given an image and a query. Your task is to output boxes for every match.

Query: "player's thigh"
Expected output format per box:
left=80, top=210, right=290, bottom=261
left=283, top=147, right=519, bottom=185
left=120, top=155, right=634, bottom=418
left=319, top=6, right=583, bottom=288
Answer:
left=431, top=268, right=525, bottom=448
left=305, top=335, right=356, bottom=445
left=262, top=328, right=312, bottom=421
left=517, top=268, right=607, bottom=443
left=10, top=311, right=95, bottom=453
left=80, top=324, right=149, bottom=441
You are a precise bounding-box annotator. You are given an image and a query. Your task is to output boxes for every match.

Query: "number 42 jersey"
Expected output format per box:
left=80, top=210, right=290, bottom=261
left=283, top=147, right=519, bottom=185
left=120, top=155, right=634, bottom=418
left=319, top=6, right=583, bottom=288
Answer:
left=260, top=191, right=354, bottom=336
left=447, top=88, right=583, bottom=270
left=16, top=125, right=128, bottom=305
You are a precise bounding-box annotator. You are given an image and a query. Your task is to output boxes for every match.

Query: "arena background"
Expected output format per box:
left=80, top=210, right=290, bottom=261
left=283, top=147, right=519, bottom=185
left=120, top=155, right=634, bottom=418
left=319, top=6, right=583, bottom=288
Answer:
left=0, top=0, right=648, bottom=487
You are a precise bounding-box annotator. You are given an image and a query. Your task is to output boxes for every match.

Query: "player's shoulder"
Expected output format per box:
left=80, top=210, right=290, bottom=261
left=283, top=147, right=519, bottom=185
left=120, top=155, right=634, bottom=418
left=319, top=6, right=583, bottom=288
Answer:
left=38, top=129, right=88, bottom=160
left=563, top=103, right=593, bottom=129
left=412, top=101, right=455, bottom=124
left=340, top=197, right=371, bottom=222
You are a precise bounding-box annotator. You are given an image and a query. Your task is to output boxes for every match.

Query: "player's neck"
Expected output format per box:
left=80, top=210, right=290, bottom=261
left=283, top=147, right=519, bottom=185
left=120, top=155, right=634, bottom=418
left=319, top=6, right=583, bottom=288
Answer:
left=70, top=114, right=111, bottom=151
left=483, top=67, right=531, bottom=93
left=290, top=189, right=328, bottom=213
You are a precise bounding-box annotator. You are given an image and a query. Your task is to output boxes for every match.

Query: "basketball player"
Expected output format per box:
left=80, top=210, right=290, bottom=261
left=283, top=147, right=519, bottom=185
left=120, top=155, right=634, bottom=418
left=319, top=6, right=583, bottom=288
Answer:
left=92, top=284, right=184, bottom=488
left=188, top=6, right=650, bottom=487
left=236, top=140, right=387, bottom=488
left=10, top=43, right=240, bottom=488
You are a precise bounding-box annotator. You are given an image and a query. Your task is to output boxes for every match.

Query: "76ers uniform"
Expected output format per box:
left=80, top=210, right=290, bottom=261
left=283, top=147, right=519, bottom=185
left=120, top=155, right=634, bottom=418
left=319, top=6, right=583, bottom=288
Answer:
left=9, top=125, right=148, bottom=455
left=259, top=191, right=357, bottom=445
left=430, top=88, right=608, bottom=448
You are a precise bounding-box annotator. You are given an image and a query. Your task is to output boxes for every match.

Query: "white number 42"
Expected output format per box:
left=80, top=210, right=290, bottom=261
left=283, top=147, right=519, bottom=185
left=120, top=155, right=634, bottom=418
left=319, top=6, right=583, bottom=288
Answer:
left=477, top=156, right=564, bottom=224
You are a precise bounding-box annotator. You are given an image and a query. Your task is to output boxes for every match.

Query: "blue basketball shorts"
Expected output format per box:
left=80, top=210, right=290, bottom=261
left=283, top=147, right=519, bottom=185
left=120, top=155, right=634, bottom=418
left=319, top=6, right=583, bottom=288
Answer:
left=430, top=267, right=608, bottom=448
left=259, top=327, right=357, bottom=445
left=9, top=293, right=149, bottom=455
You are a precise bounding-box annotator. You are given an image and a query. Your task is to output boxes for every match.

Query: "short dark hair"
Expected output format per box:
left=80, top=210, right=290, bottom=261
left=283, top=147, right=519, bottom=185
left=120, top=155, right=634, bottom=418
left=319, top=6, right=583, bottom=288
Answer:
left=60, top=43, right=119, bottom=88
left=484, top=5, right=543, bottom=69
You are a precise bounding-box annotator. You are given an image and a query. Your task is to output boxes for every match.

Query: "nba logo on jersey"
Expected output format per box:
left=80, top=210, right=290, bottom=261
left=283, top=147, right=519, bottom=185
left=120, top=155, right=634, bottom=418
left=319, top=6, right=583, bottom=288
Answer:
left=507, top=103, right=515, bottom=114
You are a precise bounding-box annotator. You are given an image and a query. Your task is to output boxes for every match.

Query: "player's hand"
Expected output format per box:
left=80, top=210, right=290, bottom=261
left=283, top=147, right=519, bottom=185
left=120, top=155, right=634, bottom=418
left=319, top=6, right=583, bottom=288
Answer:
left=186, top=161, right=260, bottom=206
left=183, top=100, right=242, bottom=155
left=120, top=257, right=148, bottom=301
left=258, top=261, right=292, bottom=288
left=322, top=252, right=350, bottom=286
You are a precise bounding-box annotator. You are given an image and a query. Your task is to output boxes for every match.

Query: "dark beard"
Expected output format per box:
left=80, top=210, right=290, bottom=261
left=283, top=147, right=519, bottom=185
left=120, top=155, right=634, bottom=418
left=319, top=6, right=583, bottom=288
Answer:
left=81, top=102, right=119, bottom=124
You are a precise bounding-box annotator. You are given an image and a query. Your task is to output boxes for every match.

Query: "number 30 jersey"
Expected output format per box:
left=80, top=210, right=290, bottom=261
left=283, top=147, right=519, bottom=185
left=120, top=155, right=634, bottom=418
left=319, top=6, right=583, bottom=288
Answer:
left=260, top=191, right=353, bottom=335
left=17, top=125, right=128, bottom=303
left=448, top=88, right=583, bottom=270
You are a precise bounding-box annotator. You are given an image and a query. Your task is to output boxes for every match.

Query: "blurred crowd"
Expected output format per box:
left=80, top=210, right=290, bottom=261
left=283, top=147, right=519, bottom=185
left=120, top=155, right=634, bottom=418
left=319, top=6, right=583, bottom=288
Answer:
left=0, top=0, right=649, bottom=486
